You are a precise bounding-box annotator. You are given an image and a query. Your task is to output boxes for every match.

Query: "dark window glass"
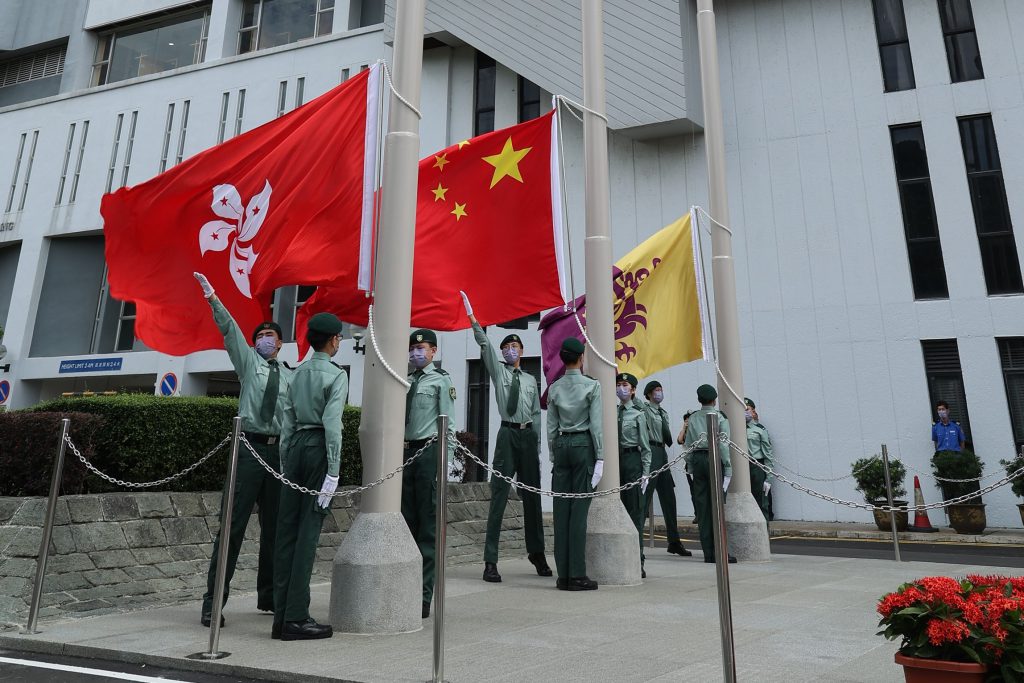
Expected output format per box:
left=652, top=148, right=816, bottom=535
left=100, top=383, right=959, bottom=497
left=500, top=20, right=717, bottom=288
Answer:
left=258, top=0, right=318, bottom=50
left=96, top=8, right=209, bottom=85
left=957, top=115, right=1022, bottom=295
left=465, top=359, right=490, bottom=482
left=890, top=124, right=949, bottom=299
left=872, top=0, right=916, bottom=91
left=938, top=0, right=984, bottom=82
left=998, top=338, right=1024, bottom=451
left=921, top=339, right=972, bottom=443
left=518, top=75, right=541, bottom=123
left=474, top=52, right=496, bottom=136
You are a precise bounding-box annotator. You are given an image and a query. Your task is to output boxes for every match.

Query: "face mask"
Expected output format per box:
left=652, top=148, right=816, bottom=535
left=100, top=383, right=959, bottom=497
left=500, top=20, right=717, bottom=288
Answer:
left=745, top=410, right=753, bottom=424
left=651, top=389, right=664, bottom=404
left=255, top=336, right=277, bottom=359
left=502, top=347, right=519, bottom=365
left=409, top=348, right=429, bottom=369
left=616, top=386, right=631, bottom=401
left=937, top=409, right=949, bottom=419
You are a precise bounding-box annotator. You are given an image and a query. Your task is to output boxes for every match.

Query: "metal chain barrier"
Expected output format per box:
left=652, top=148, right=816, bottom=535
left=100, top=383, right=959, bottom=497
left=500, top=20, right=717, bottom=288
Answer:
left=769, top=455, right=880, bottom=483
left=240, top=433, right=437, bottom=498
left=726, top=438, right=1024, bottom=513
left=64, top=433, right=231, bottom=489
left=901, top=461, right=1000, bottom=484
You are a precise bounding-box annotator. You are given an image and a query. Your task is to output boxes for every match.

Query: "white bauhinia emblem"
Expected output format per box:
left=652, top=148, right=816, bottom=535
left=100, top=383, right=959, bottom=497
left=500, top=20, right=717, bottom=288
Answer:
left=198, top=180, right=272, bottom=298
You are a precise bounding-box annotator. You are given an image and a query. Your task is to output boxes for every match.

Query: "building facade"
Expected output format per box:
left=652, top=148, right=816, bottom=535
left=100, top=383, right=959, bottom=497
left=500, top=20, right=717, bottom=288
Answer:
left=2, top=0, right=1023, bottom=526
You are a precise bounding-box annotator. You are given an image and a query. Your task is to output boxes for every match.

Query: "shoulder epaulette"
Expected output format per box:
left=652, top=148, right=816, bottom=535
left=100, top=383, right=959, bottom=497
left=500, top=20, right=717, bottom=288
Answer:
left=330, top=360, right=344, bottom=370
left=435, top=367, right=449, bottom=376
left=283, top=362, right=295, bottom=370
left=583, top=374, right=596, bottom=380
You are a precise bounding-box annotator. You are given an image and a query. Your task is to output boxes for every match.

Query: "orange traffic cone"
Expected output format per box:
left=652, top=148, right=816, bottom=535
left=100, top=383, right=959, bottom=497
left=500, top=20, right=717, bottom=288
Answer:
left=907, top=475, right=938, bottom=532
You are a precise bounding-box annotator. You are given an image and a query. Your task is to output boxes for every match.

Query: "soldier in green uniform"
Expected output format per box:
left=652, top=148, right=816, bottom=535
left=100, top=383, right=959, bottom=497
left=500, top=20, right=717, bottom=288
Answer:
left=272, top=312, right=347, bottom=641
left=459, top=292, right=551, bottom=583
left=547, top=338, right=601, bottom=591
left=615, top=373, right=651, bottom=577
left=642, top=381, right=692, bottom=558
left=193, top=273, right=290, bottom=628
left=683, top=384, right=737, bottom=564
left=744, top=398, right=773, bottom=522
left=404, top=329, right=458, bottom=618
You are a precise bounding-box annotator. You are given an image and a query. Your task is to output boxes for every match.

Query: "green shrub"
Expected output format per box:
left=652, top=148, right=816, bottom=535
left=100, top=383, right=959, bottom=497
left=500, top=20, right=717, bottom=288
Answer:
left=1000, top=453, right=1024, bottom=500
left=0, top=411, right=105, bottom=496
left=931, top=449, right=984, bottom=503
left=852, top=456, right=907, bottom=505
left=340, top=405, right=363, bottom=486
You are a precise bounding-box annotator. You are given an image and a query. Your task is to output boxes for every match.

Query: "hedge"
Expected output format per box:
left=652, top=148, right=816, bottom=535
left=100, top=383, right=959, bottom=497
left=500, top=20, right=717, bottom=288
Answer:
left=0, top=411, right=106, bottom=496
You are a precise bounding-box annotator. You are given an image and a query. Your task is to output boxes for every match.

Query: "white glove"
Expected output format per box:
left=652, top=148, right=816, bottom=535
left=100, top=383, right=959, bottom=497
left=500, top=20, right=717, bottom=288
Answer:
left=763, top=481, right=771, bottom=496
left=317, top=474, right=339, bottom=508
left=459, top=290, right=473, bottom=316
left=640, top=476, right=649, bottom=496
left=591, top=460, right=604, bottom=489
left=722, top=475, right=731, bottom=493
left=194, top=272, right=215, bottom=298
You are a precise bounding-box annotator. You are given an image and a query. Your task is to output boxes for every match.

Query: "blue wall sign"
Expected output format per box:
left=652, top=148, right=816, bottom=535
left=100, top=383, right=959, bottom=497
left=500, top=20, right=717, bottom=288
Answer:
left=159, top=372, right=178, bottom=396
left=58, top=358, right=124, bottom=374
left=0, top=380, right=9, bottom=404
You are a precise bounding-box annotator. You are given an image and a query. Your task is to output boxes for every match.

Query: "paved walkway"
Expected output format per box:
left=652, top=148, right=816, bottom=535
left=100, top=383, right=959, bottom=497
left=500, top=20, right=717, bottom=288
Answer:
left=4, top=550, right=1022, bottom=682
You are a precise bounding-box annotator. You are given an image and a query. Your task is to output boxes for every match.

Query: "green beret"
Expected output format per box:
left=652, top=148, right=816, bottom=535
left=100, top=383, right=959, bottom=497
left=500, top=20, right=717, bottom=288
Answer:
left=616, top=372, right=638, bottom=387
left=697, top=384, right=718, bottom=403
left=251, top=321, right=283, bottom=343
left=410, top=329, right=437, bottom=346
left=561, top=337, right=585, bottom=354
left=644, top=380, right=662, bottom=397
left=308, top=312, right=343, bottom=335
left=500, top=333, right=523, bottom=348
left=744, top=397, right=755, bottom=409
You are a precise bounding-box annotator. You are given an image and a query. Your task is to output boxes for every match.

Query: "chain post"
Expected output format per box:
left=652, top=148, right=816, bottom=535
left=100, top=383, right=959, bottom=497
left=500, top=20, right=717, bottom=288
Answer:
left=24, top=418, right=70, bottom=634
left=431, top=415, right=449, bottom=683
left=707, top=413, right=737, bottom=683
left=647, top=495, right=655, bottom=548
left=880, top=445, right=901, bottom=562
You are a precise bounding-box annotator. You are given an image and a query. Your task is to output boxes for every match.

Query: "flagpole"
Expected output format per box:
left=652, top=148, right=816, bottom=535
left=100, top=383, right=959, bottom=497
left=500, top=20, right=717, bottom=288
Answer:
left=690, top=0, right=770, bottom=561
left=330, top=0, right=428, bottom=632
left=580, top=0, right=644, bottom=586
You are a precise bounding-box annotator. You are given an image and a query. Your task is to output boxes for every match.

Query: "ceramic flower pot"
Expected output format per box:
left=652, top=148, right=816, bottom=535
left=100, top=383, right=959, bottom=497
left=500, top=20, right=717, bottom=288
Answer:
left=872, top=500, right=909, bottom=532
left=895, top=653, right=987, bottom=682
left=946, top=503, right=986, bottom=534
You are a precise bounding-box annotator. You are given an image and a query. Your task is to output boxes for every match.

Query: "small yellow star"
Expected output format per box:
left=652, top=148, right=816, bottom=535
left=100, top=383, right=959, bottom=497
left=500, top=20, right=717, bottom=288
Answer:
left=482, top=137, right=532, bottom=189
left=451, top=202, right=467, bottom=221
left=431, top=183, right=448, bottom=202
left=433, top=153, right=450, bottom=171
left=457, top=140, right=470, bottom=149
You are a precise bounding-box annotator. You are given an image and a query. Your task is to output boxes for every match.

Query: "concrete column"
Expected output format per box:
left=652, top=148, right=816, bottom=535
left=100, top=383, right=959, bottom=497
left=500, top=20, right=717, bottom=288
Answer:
left=580, top=0, right=641, bottom=586
left=3, top=231, right=47, bottom=409
left=204, top=0, right=242, bottom=62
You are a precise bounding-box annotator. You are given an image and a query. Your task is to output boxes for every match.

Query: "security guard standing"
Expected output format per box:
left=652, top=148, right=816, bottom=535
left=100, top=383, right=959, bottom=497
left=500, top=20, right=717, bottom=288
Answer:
left=683, top=384, right=737, bottom=564
left=616, top=373, right=651, bottom=577
left=194, top=273, right=290, bottom=628
left=547, top=337, right=600, bottom=591
left=460, top=292, right=551, bottom=583
left=744, top=398, right=773, bottom=522
left=404, top=329, right=457, bottom=618
left=642, top=381, right=691, bottom=557
left=273, top=312, right=347, bottom=641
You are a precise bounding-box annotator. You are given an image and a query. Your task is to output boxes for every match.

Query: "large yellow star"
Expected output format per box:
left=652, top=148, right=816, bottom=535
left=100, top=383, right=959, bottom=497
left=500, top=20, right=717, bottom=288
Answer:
left=431, top=183, right=448, bottom=202
left=451, top=202, right=468, bottom=221
left=457, top=140, right=470, bottom=149
left=433, top=153, right=450, bottom=171
left=482, top=137, right=532, bottom=189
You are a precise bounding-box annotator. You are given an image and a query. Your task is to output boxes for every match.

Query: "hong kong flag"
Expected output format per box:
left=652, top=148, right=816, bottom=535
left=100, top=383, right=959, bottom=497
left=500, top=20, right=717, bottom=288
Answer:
left=101, top=65, right=381, bottom=354
left=295, top=110, right=566, bottom=355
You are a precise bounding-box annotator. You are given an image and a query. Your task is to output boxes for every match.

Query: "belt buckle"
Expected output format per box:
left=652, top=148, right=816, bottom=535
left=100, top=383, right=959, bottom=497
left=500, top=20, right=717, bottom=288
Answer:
left=518, top=422, right=528, bottom=430
left=403, top=441, right=410, bottom=449
left=267, top=436, right=277, bottom=445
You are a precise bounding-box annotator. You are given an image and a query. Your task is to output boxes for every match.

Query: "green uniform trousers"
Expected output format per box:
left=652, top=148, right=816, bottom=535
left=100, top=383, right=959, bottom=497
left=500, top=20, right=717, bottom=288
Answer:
left=551, top=433, right=594, bottom=580
left=690, top=450, right=727, bottom=559
left=619, top=449, right=645, bottom=566
left=483, top=426, right=545, bottom=564
left=203, top=439, right=280, bottom=614
left=402, top=440, right=439, bottom=604
left=750, top=462, right=769, bottom=521
left=273, top=430, right=329, bottom=627
left=642, top=444, right=680, bottom=546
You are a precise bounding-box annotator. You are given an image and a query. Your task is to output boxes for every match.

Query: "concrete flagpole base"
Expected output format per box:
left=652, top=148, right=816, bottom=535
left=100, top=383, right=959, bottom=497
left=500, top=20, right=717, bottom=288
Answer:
left=585, top=495, right=642, bottom=585
left=330, top=512, right=423, bottom=634
left=724, top=492, right=771, bottom=562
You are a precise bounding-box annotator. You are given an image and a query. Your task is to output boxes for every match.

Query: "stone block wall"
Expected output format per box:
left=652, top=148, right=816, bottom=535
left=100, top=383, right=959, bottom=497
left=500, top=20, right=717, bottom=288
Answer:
left=0, top=482, right=536, bottom=629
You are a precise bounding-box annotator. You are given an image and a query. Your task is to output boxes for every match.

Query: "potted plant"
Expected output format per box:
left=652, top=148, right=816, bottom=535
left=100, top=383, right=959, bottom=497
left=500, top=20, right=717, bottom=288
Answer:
left=932, top=450, right=986, bottom=534
left=877, top=574, right=1024, bottom=682
left=852, top=456, right=908, bottom=532
left=999, top=452, right=1024, bottom=527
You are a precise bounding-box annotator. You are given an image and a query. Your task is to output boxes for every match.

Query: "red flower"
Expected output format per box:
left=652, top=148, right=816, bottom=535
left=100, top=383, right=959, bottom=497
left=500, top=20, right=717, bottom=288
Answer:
left=926, top=618, right=970, bottom=646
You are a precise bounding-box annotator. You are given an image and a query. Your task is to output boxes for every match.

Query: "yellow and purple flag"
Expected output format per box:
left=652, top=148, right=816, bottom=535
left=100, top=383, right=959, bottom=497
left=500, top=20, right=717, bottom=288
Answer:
left=539, top=212, right=709, bottom=400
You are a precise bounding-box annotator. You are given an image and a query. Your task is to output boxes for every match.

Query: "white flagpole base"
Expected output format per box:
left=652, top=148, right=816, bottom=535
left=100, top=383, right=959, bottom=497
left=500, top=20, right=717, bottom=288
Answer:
left=585, top=496, right=642, bottom=586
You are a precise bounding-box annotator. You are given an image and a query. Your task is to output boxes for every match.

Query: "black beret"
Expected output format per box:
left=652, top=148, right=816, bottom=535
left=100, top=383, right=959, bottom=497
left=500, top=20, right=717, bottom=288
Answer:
left=744, top=397, right=756, bottom=409
left=644, top=380, right=662, bottom=397
left=561, top=337, right=585, bottom=354
left=500, top=333, right=523, bottom=348
left=697, top=384, right=718, bottom=402
left=308, top=313, right=343, bottom=335
left=616, top=372, right=638, bottom=387
left=251, top=321, right=283, bottom=343
left=410, top=329, right=437, bottom=346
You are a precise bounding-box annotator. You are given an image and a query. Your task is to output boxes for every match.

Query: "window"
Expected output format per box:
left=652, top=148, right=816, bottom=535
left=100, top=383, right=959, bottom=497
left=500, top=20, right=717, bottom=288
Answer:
left=115, top=301, right=137, bottom=351
left=465, top=359, right=491, bottom=482
left=69, top=120, right=89, bottom=203
left=871, top=0, right=915, bottom=92
left=958, top=115, right=1022, bottom=295
left=518, top=76, right=541, bottom=123
left=0, top=44, right=66, bottom=88
left=55, top=123, right=76, bottom=205
left=277, top=80, right=288, bottom=117
left=238, top=0, right=334, bottom=54
left=290, top=285, right=316, bottom=337
left=120, top=111, right=138, bottom=188
left=105, top=113, right=124, bottom=194
left=234, top=89, right=246, bottom=136
left=92, top=7, right=210, bottom=86
left=890, top=124, right=948, bottom=299
left=921, top=339, right=972, bottom=442
left=295, top=77, right=305, bottom=107
left=998, top=338, right=1024, bottom=451
left=174, top=99, right=190, bottom=165
left=159, top=103, right=175, bottom=173
left=340, top=67, right=350, bottom=82
left=938, top=0, right=983, bottom=82
left=474, top=52, right=496, bottom=136
left=5, top=133, right=27, bottom=213
left=217, top=92, right=230, bottom=143
left=356, top=0, right=382, bottom=27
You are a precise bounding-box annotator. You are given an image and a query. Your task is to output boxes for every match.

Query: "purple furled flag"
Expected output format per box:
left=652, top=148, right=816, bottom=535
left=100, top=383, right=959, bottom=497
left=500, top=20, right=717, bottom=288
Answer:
left=538, top=294, right=587, bottom=408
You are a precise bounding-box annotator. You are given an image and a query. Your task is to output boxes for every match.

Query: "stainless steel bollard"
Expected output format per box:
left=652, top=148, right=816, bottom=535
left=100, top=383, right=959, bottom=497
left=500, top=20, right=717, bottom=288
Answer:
left=189, top=417, right=242, bottom=661
left=24, top=418, right=70, bottom=634
left=881, top=444, right=901, bottom=563
left=432, top=416, right=450, bottom=683
left=707, top=413, right=737, bottom=683
left=647, top=496, right=655, bottom=548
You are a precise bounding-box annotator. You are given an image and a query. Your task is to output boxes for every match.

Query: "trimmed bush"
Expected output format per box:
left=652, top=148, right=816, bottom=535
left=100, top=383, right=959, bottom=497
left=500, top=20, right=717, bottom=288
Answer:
left=340, top=405, right=363, bottom=487
left=852, top=456, right=907, bottom=505
left=0, top=411, right=105, bottom=496
left=931, top=449, right=984, bottom=503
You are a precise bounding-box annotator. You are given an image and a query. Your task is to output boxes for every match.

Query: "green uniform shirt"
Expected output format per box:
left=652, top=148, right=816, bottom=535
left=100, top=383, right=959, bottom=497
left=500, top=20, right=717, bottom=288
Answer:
left=642, top=401, right=674, bottom=447
left=746, top=421, right=774, bottom=480
left=405, top=364, right=458, bottom=450
left=472, top=321, right=541, bottom=436
left=683, top=406, right=731, bottom=476
left=619, top=399, right=651, bottom=476
left=545, top=369, right=603, bottom=463
left=210, top=298, right=291, bottom=435
left=279, top=351, right=347, bottom=477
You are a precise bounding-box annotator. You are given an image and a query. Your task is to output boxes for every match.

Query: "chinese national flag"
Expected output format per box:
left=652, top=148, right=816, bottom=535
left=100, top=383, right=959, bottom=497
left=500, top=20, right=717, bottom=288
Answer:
left=101, top=66, right=380, bottom=354
left=296, top=110, right=566, bottom=354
